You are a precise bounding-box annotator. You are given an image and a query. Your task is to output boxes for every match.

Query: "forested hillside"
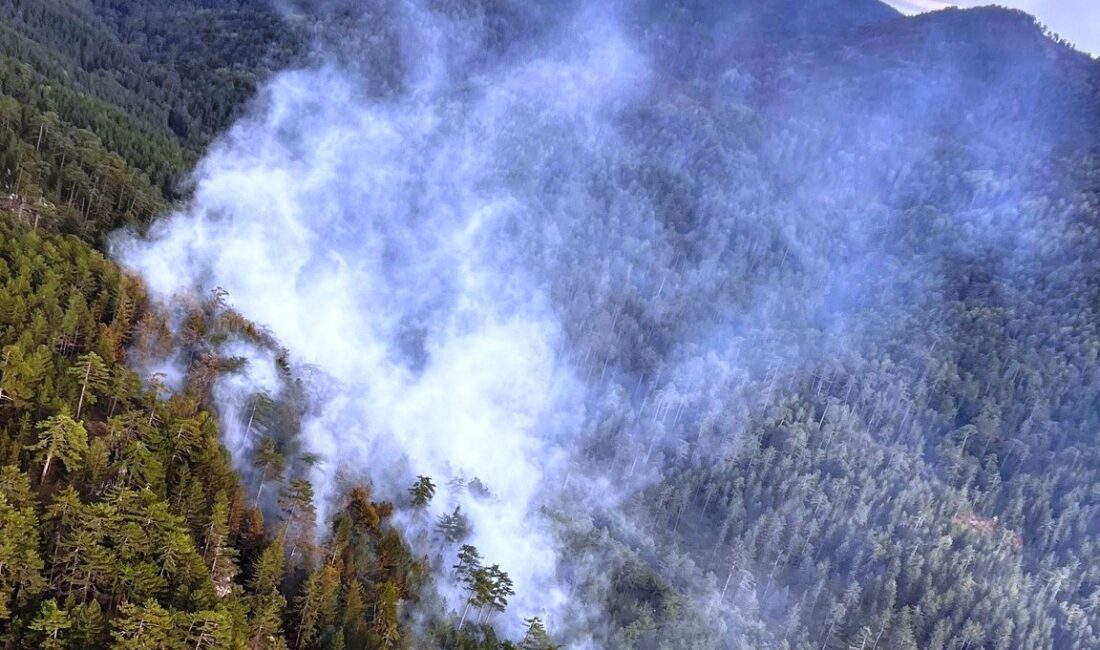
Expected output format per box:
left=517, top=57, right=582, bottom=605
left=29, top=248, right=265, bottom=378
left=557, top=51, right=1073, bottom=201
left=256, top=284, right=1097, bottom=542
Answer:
left=0, top=3, right=453, bottom=649
left=2, top=1, right=1100, bottom=649
left=0, top=0, right=300, bottom=243
left=0, top=217, right=449, bottom=648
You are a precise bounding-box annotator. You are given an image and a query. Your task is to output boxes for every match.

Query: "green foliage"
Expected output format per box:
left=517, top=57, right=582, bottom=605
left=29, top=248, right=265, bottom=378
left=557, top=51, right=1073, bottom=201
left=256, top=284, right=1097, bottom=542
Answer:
left=11, top=2, right=1096, bottom=648
left=30, top=413, right=87, bottom=482
left=0, top=2, right=459, bottom=646
left=0, top=215, right=440, bottom=647
left=28, top=598, right=70, bottom=649
left=0, top=0, right=302, bottom=245
left=519, top=618, right=559, bottom=650
left=68, top=352, right=109, bottom=419
left=409, top=475, right=437, bottom=509
left=0, top=476, right=46, bottom=621
left=251, top=436, right=285, bottom=501
left=437, top=506, right=471, bottom=543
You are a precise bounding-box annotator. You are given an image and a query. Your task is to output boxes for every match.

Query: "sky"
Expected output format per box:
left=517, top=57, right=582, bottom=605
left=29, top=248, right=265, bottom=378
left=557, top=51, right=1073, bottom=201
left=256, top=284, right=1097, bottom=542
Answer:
left=884, top=0, right=1100, bottom=56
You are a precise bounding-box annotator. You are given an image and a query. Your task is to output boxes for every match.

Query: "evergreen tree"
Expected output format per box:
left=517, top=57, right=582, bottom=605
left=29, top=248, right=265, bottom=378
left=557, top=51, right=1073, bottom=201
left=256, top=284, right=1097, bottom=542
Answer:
left=205, top=490, right=239, bottom=599
left=68, top=352, right=109, bottom=419
left=0, top=473, right=45, bottom=620
left=520, top=618, right=558, bottom=650
left=110, top=599, right=183, bottom=650
left=30, top=413, right=87, bottom=482
left=409, top=475, right=436, bottom=508
left=251, top=437, right=284, bottom=501
left=437, top=506, right=471, bottom=543
left=278, top=478, right=316, bottom=561
left=28, top=599, right=70, bottom=650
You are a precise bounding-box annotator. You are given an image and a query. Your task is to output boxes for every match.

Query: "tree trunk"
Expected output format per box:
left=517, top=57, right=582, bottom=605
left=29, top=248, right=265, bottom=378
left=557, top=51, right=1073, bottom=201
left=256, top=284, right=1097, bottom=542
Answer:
left=871, top=618, right=886, bottom=650
left=40, top=452, right=53, bottom=483
left=294, top=605, right=308, bottom=650
left=720, top=568, right=733, bottom=601
left=75, top=361, right=90, bottom=419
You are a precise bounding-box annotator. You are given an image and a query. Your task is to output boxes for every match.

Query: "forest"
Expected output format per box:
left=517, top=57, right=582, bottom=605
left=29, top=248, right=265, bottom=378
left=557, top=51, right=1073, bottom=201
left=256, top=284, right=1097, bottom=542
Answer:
left=0, top=0, right=1099, bottom=649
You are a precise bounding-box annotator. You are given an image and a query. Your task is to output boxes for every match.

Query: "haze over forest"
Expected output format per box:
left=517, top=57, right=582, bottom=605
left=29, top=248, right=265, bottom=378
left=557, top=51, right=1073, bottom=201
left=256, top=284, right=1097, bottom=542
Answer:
left=0, top=1, right=1098, bottom=649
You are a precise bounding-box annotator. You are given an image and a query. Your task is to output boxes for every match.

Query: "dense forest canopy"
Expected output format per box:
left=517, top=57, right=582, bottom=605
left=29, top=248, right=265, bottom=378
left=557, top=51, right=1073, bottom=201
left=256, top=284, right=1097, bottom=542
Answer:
left=1, top=0, right=1099, bottom=649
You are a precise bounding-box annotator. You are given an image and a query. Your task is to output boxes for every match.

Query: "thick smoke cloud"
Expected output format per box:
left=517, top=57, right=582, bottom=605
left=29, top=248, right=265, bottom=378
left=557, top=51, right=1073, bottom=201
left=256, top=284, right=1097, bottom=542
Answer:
left=116, top=0, right=658, bottom=640
left=112, top=0, right=1093, bottom=645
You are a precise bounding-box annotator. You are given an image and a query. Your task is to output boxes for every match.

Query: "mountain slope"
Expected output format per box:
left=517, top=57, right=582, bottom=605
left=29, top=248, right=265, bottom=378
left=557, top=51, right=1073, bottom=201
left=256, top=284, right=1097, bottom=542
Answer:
left=0, top=0, right=303, bottom=243
left=2, top=1, right=1100, bottom=649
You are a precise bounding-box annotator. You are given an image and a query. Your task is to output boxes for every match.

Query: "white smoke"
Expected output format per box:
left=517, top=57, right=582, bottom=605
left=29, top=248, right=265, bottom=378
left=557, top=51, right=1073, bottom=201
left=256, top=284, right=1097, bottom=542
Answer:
left=109, top=0, right=1017, bottom=644
left=116, top=0, right=652, bottom=639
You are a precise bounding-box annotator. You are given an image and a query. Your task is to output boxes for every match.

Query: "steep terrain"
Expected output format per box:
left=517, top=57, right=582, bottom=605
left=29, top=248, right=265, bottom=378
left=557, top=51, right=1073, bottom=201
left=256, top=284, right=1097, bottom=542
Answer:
left=0, top=0, right=301, bottom=243
left=1, top=1, right=1100, bottom=649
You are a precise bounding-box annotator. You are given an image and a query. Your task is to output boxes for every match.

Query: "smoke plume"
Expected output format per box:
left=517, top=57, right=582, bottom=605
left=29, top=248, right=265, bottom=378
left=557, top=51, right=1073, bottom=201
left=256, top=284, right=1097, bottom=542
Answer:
left=114, top=0, right=1095, bottom=646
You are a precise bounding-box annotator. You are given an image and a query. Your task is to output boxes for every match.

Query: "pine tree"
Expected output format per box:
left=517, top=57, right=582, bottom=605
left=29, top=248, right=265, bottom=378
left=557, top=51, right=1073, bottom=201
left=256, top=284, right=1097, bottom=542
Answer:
left=68, top=352, right=109, bottom=419
left=278, top=478, right=315, bottom=560
left=483, top=564, right=515, bottom=622
left=0, top=468, right=45, bottom=620
left=29, top=599, right=71, bottom=650
left=342, top=580, right=368, bottom=648
left=409, top=475, right=436, bottom=508
left=183, top=609, right=234, bottom=650
left=249, top=541, right=285, bottom=595
left=248, top=592, right=289, bottom=650
left=204, top=491, right=239, bottom=599
left=436, top=506, right=471, bottom=543
left=0, top=344, right=38, bottom=408
left=30, top=413, right=88, bottom=482
left=454, top=544, right=483, bottom=627
left=69, top=598, right=108, bottom=650
left=292, top=565, right=339, bottom=650
left=374, top=581, right=401, bottom=648
left=251, top=437, right=284, bottom=501
left=885, top=608, right=920, bottom=650
left=247, top=542, right=289, bottom=650
left=520, top=617, right=558, bottom=650
left=110, top=599, right=182, bottom=650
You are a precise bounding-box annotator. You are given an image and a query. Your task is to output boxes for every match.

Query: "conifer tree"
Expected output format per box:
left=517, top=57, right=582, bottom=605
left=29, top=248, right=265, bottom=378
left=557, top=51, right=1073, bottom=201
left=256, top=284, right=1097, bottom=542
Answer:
left=68, top=598, right=108, bottom=650
left=436, top=506, right=470, bottom=543
left=251, top=437, right=284, bottom=501
left=29, top=598, right=71, bottom=650
left=454, top=544, right=483, bottom=627
left=31, top=413, right=88, bottom=482
left=278, top=478, right=316, bottom=560
left=0, top=469, right=45, bottom=619
left=205, top=490, right=239, bottom=599
left=247, top=542, right=288, bottom=650
left=293, top=565, right=339, bottom=650
left=68, top=351, right=109, bottom=419
left=409, top=475, right=436, bottom=508
left=520, top=617, right=558, bottom=650
left=374, top=581, right=401, bottom=648
left=110, top=599, right=182, bottom=650
left=0, top=344, right=36, bottom=408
